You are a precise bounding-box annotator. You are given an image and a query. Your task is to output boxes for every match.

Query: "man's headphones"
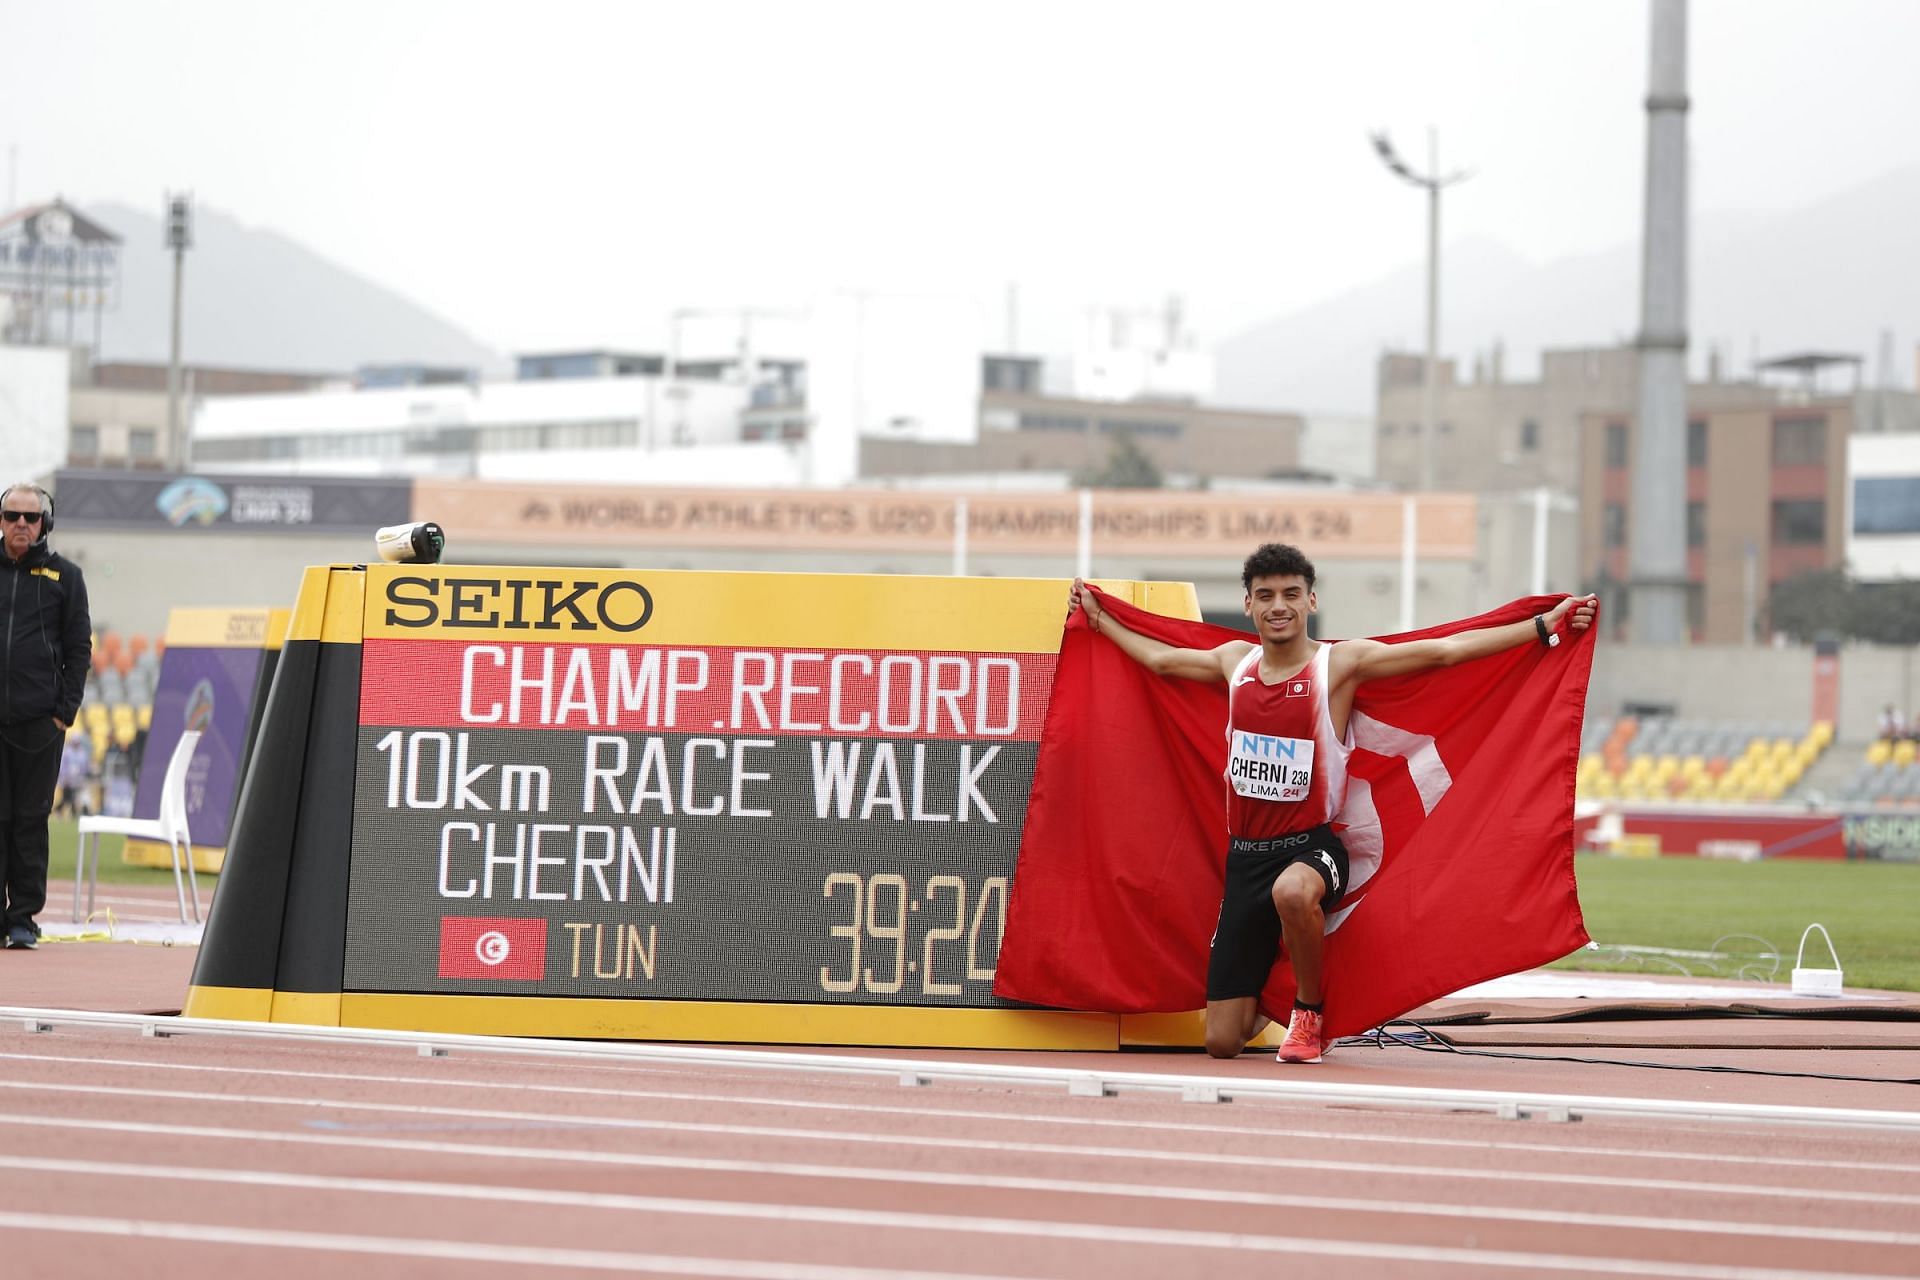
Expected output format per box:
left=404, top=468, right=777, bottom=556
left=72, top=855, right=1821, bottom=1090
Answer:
left=2, top=483, right=54, bottom=538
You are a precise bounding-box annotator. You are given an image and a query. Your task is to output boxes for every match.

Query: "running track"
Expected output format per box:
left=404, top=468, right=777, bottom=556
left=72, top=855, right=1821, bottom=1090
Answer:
left=1, top=1014, right=1917, bottom=1279
left=4, top=883, right=1916, bottom=1278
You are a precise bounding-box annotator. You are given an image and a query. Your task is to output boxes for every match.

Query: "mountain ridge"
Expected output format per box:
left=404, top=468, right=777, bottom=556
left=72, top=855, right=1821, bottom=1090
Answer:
left=84, top=200, right=502, bottom=376
left=1215, top=162, right=1920, bottom=414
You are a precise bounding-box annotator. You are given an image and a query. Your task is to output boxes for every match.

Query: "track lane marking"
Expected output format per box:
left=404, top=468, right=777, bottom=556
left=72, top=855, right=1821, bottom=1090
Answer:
left=0, top=1208, right=1892, bottom=1280
left=0, top=1078, right=1913, bottom=1206
left=1, top=1110, right=1913, bottom=1221
left=5, top=1047, right=1918, bottom=1177
left=22, top=1154, right=1920, bottom=1249
left=0, top=1211, right=1000, bottom=1279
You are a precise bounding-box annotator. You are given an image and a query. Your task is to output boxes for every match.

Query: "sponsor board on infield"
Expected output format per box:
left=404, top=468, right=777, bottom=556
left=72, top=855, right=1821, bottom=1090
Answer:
left=123, top=606, right=290, bottom=873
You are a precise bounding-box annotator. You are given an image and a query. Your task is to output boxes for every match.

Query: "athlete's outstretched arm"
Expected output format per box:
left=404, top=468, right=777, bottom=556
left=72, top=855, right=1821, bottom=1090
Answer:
left=1070, top=578, right=1248, bottom=683
left=1339, top=593, right=1597, bottom=684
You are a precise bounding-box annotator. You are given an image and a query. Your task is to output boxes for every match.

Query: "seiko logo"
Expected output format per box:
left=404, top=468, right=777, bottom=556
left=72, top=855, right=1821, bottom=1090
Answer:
left=384, top=576, right=654, bottom=633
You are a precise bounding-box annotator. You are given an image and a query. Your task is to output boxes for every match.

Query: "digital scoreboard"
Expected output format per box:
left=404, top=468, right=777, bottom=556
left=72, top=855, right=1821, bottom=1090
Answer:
left=348, top=565, right=1057, bottom=1009
left=186, top=563, right=1201, bottom=1046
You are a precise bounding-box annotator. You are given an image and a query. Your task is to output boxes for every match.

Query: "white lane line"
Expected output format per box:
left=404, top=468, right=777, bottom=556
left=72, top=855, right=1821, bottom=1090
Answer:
left=0, top=1211, right=998, bottom=1280
left=14, top=1004, right=1917, bottom=1133
left=7, top=1048, right=1918, bottom=1177
left=2, top=1110, right=1913, bottom=1222
left=27, top=1154, right=1920, bottom=1250
left=0, top=1207, right=1888, bottom=1280
left=2, top=1077, right=1915, bottom=1207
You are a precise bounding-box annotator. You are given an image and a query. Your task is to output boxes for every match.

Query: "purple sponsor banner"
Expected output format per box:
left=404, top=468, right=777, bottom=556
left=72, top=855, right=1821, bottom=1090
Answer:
left=133, top=646, right=266, bottom=847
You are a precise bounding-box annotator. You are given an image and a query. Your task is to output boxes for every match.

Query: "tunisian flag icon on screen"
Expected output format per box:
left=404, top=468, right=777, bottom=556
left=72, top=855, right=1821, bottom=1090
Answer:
left=438, top=916, right=547, bottom=980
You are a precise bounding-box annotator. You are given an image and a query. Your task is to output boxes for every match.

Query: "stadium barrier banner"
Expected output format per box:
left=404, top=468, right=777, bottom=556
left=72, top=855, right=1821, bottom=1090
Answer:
left=413, top=478, right=1481, bottom=560
left=1574, top=808, right=1848, bottom=859
left=1842, top=810, right=1920, bottom=862
left=53, top=468, right=413, bottom=533
left=185, top=564, right=1205, bottom=1048
left=124, top=607, right=290, bottom=873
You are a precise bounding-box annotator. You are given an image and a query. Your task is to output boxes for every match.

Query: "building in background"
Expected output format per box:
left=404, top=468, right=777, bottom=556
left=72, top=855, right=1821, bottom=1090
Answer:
left=1848, top=432, right=1920, bottom=584
left=190, top=341, right=1313, bottom=496
left=1378, top=342, right=1920, bottom=497
left=1070, top=298, right=1213, bottom=405
left=70, top=358, right=334, bottom=470
left=0, top=344, right=70, bottom=482
left=0, top=200, right=120, bottom=353
left=1581, top=395, right=1853, bottom=644
left=861, top=388, right=1306, bottom=489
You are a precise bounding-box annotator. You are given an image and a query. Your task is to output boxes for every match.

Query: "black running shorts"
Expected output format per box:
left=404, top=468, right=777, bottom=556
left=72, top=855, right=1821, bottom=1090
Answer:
left=1204, top=825, right=1351, bottom=1001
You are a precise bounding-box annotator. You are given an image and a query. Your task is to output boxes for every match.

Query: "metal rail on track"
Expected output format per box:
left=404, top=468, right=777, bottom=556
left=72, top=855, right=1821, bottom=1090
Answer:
left=5, top=1005, right=1916, bottom=1133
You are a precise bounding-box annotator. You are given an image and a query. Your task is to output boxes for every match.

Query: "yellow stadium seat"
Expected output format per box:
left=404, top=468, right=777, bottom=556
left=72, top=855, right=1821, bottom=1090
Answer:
left=1895, top=741, right=1918, bottom=768
left=1867, top=740, right=1892, bottom=766
left=137, top=704, right=152, bottom=729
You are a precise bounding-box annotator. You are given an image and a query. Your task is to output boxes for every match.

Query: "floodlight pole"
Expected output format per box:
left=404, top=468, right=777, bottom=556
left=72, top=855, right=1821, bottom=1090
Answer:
left=1370, top=129, right=1471, bottom=493
left=164, top=192, right=192, bottom=466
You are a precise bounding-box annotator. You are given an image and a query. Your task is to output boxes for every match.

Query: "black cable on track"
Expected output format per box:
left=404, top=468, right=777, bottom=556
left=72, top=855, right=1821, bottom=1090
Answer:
left=1333, top=1019, right=1920, bottom=1087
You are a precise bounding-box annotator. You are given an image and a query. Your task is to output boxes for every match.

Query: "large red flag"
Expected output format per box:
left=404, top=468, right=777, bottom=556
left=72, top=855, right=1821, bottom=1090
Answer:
left=994, top=588, right=1595, bottom=1040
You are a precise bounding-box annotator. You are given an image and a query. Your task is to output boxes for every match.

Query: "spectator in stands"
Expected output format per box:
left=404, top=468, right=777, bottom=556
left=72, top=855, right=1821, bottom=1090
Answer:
left=55, top=727, right=94, bottom=818
left=1880, top=704, right=1909, bottom=742
left=0, top=482, right=92, bottom=950
left=99, top=739, right=137, bottom=819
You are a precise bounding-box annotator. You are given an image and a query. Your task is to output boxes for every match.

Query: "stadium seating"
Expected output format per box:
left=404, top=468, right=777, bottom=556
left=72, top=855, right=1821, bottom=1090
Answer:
left=1576, top=716, right=1834, bottom=805
left=75, top=632, right=161, bottom=767
left=1836, top=735, right=1920, bottom=808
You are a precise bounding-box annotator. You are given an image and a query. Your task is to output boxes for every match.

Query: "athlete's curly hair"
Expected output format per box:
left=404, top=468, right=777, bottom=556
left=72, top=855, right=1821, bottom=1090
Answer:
left=1241, top=542, right=1316, bottom=593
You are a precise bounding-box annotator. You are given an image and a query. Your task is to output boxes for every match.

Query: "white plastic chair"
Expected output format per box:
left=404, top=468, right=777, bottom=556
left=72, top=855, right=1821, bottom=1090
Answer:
left=72, top=729, right=203, bottom=924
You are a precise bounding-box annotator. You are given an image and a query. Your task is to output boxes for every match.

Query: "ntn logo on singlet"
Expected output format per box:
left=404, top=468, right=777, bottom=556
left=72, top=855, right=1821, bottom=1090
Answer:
left=1234, top=731, right=1308, bottom=760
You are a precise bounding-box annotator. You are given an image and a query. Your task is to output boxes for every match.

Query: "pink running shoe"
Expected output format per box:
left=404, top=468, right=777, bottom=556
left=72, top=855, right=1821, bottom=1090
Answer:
left=1276, top=1007, right=1326, bottom=1064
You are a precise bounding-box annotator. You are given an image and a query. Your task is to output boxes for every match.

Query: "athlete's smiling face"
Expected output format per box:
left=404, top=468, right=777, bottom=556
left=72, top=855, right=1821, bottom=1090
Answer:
left=1245, top=573, right=1314, bottom=644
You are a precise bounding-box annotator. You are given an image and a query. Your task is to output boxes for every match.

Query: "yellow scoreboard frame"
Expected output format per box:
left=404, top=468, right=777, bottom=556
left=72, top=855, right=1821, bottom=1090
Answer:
left=183, top=563, right=1230, bottom=1050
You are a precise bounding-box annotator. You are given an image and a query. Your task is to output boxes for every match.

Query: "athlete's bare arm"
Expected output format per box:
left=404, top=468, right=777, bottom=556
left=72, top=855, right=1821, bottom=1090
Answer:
left=1070, top=578, right=1251, bottom=683
left=1331, top=593, right=1598, bottom=688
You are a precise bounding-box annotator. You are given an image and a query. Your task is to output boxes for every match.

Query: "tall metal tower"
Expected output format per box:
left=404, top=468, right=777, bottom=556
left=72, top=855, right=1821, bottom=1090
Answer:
left=1628, top=0, right=1690, bottom=643
left=165, top=192, right=193, bottom=462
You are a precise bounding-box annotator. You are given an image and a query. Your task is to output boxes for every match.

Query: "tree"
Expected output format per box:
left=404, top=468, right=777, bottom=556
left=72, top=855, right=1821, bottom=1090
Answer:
left=1769, top=570, right=1920, bottom=645
left=1767, top=570, right=1852, bottom=643
left=1072, top=431, right=1163, bottom=489
left=1852, top=580, right=1920, bottom=645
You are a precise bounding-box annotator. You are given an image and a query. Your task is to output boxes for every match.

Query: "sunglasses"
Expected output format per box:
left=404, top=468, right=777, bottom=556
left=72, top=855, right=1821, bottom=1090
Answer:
left=1, top=510, right=44, bottom=524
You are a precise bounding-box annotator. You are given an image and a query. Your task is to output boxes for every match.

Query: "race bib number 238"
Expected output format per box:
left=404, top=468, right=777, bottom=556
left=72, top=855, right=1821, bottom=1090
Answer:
left=1227, top=731, right=1314, bottom=802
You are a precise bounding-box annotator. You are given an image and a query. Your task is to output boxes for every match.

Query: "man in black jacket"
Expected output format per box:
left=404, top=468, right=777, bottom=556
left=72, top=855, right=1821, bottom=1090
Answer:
left=0, top=483, right=91, bottom=949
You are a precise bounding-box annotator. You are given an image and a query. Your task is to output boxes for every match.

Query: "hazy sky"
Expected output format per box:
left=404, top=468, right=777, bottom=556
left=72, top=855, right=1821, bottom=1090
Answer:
left=7, top=0, right=1920, bottom=359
